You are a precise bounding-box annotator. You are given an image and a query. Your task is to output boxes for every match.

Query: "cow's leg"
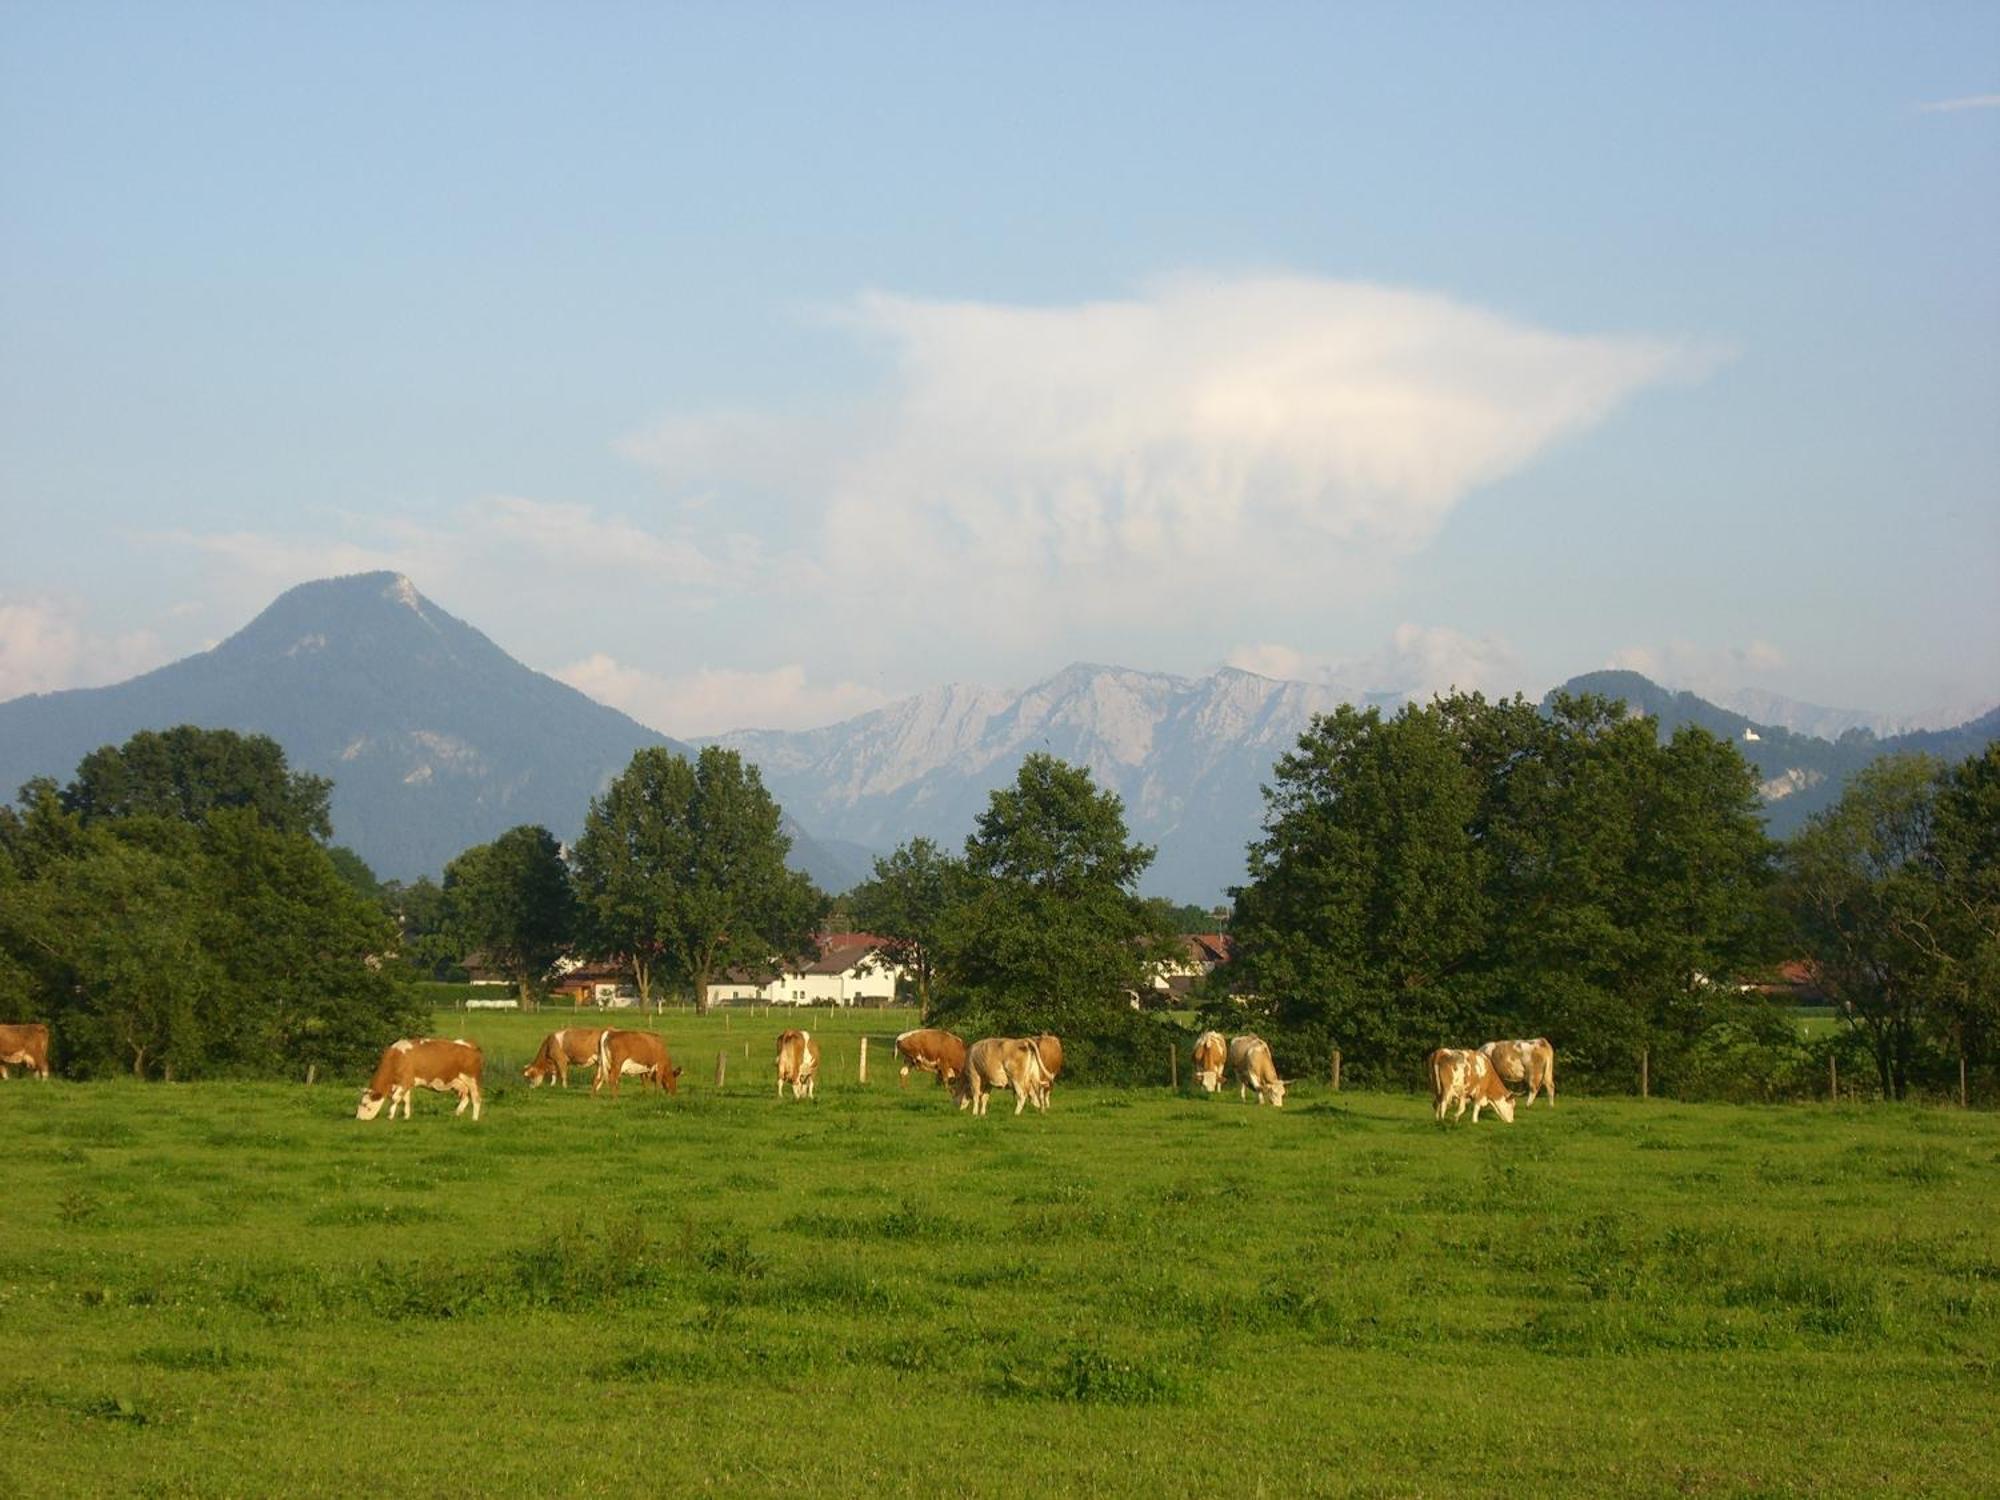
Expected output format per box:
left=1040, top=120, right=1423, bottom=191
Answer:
left=898, top=1064, right=910, bottom=1088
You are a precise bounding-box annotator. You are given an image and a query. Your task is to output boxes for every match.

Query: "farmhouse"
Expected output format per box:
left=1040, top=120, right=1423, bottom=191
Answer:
left=547, top=960, right=643, bottom=1008
left=708, top=932, right=906, bottom=1007
left=1150, top=932, right=1234, bottom=1000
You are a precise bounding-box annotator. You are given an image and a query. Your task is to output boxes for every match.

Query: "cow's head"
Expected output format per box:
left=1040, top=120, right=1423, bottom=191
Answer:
left=667, top=1065, right=683, bottom=1095
left=355, top=1090, right=388, bottom=1121
left=1266, top=1076, right=1287, bottom=1108
left=522, top=1062, right=553, bottom=1087
left=1491, top=1093, right=1516, bottom=1124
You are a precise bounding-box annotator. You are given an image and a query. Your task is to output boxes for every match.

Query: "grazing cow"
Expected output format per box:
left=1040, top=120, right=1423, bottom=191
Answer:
left=1228, top=1034, right=1287, bottom=1108
left=776, top=1028, right=821, bottom=1100
left=522, top=1027, right=605, bottom=1088
left=0, top=1022, right=51, bottom=1081
left=894, top=1028, right=968, bottom=1091
left=1479, top=1037, right=1556, bottom=1107
left=962, top=1037, right=1050, bottom=1117
left=356, top=1038, right=483, bottom=1121
left=594, top=1029, right=681, bottom=1098
left=1191, top=1030, right=1227, bottom=1093
left=1429, top=1048, right=1516, bottom=1124
left=1031, top=1033, right=1064, bottom=1109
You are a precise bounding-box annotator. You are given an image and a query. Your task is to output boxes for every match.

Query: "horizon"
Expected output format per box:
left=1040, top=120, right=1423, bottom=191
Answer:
left=3, top=4, right=1996, bottom=734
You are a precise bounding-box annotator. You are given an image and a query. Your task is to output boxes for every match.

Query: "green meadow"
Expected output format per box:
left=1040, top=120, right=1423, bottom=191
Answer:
left=4, top=1008, right=1996, bottom=1498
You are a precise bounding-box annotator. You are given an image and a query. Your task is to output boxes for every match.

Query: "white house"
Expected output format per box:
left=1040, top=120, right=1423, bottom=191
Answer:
left=708, top=932, right=906, bottom=1007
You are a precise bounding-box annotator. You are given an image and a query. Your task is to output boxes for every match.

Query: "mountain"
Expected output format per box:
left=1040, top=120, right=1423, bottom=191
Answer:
left=1550, top=670, right=2000, bottom=837
left=1712, top=686, right=1995, bottom=741
left=0, top=573, right=854, bottom=891
left=715, top=663, right=1375, bottom=903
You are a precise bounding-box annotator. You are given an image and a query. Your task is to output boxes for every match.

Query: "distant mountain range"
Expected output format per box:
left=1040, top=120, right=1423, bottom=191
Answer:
left=0, top=573, right=859, bottom=890
left=2, top=575, right=1993, bottom=902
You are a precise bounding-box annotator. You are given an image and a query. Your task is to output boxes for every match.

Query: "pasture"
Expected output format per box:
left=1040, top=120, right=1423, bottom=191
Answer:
left=3, top=1007, right=1996, bottom=1497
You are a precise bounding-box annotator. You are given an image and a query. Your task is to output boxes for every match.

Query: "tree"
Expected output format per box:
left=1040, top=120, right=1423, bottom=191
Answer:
left=1929, top=746, right=2000, bottom=1080
left=61, top=726, right=333, bottom=841
left=848, top=836, right=961, bottom=1021
left=1228, top=692, right=1777, bottom=1088
left=935, top=754, right=1172, bottom=1064
left=573, top=747, right=821, bottom=1015
left=379, top=876, right=463, bottom=981
left=443, top=826, right=576, bottom=1009
left=1784, top=755, right=1944, bottom=1100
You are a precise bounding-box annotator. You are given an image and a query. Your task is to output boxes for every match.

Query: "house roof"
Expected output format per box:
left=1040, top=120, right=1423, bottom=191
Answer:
left=1184, top=933, right=1234, bottom=965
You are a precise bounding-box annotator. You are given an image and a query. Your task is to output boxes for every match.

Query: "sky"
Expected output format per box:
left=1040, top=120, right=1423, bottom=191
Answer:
left=2, top=1, right=1996, bottom=736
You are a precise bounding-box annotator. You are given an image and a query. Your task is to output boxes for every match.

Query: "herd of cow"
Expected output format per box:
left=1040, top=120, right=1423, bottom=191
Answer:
left=326, top=1023, right=1558, bottom=1126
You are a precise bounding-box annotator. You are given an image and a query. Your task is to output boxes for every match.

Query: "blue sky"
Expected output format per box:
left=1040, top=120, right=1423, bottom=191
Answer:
left=2, top=2, right=1995, bottom=733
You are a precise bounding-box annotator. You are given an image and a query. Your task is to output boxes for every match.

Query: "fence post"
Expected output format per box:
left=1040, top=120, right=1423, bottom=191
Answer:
left=715, top=1051, right=726, bottom=1091
left=1331, top=1049, right=1342, bottom=1092
left=1640, top=1047, right=1650, bottom=1100
left=1962, top=1053, right=1970, bottom=1110
left=1169, top=1043, right=1179, bottom=1091
left=859, top=1037, right=869, bottom=1084
left=306, top=1064, right=317, bottom=1086
left=1829, top=1053, right=1838, bottom=1103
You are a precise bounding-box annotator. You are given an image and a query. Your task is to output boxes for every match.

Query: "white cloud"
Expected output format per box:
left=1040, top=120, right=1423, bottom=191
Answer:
left=0, top=596, right=164, bottom=702
left=1229, top=622, right=1526, bottom=701
left=555, top=653, right=894, bottom=738
left=627, top=273, right=1722, bottom=648
left=1606, top=638, right=1787, bottom=693
left=1917, top=94, right=2000, bottom=113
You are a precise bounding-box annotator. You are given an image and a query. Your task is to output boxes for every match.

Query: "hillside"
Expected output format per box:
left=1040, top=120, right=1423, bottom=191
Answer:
left=0, top=573, right=856, bottom=889
left=1551, top=670, right=2000, bottom=836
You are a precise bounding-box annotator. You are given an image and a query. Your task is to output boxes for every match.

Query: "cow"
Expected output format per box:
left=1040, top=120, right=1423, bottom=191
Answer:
left=0, top=1023, right=51, bottom=1081
left=593, top=1029, right=681, bottom=1098
left=1191, top=1030, right=1227, bottom=1093
left=1030, top=1032, right=1064, bottom=1109
left=1429, top=1047, right=1516, bottom=1124
left=894, top=1028, right=968, bottom=1092
left=961, top=1037, right=1050, bottom=1117
left=776, top=1028, right=820, bottom=1100
left=356, top=1038, right=483, bottom=1121
left=1228, top=1034, right=1287, bottom=1108
left=522, top=1027, right=605, bottom=1088
left=1479, top=1037, right=1556, bottom=1107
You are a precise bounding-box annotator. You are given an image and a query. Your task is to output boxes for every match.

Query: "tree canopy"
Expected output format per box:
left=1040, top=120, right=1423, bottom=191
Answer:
left=573, top=746, right=821, bottom=1014
left=57, top=725, right=334, bottom=841
left=847, top=836, right=962, bottom=1021
left=933, top=753, right=1174, bottom=1073
left=1227, top=692, right=1777, bottom=1088
left=442, top=825, right=576, bottom=1008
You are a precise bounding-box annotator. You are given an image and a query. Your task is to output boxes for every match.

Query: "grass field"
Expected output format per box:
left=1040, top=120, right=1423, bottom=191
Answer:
left=4, top=1007, right=1996, bottom=1497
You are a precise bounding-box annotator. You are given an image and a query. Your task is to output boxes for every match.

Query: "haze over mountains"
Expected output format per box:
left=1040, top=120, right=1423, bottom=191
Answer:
left=0, top=574, right=1992, bottom=903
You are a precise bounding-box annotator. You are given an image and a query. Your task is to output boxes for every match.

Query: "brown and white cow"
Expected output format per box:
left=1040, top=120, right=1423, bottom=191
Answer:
left=1479, top=1037, right=1556, bottom=1107
left=1030, top=1032, right=1064, bottom=1109
left=0, top=1022, right=51, bottom=1081
left=593, top=1029, right=681, bottom=1098
left=962, top=1037, right=1050, bottom=1117
left=522, top=1027, right=605, bottom=1088
left=894, top=1028, right=968, bottom=1091
left=1429, top=1047, right=1516, bottom=1124
left=776, top=1028, right=820, bottom=1100
left=1228, top=1034, right=1286, bottom=1107
left=1191, top=1030, right=1227, bottom=1093
left=356, top=1038, right=484, bottom=1121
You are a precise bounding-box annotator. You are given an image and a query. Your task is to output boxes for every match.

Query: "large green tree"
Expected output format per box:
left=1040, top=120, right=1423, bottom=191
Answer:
left=848, top=836, right=962, bottom=1021
left=935, top=754, right=1172, bottom=1059
left=60, top=725, right=333, bottom=841
left=1229, top=692, right=1777, bottom=1087
left=0, top=786, right=418, bottom=1080
left=573, top=747, right=821, bottom=1015
left=443, top=825, right=576, bottom=1009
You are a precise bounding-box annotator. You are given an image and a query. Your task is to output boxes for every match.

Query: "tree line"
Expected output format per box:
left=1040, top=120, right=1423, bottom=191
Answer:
left=3, top=699, right=1993, bottom=1100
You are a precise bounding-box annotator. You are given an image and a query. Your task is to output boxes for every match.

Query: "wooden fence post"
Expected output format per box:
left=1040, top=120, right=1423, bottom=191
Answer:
left=1640, top=1047, right=1650, bottom=1100
left=859, top=1037, right=869, bottom=1084
left=715, top=1051, right=726, bottom=1091
left=1331, top=1049, right=1342, bottom=1092
left=306, top=1064, right=317, bottom=1086
left=1962, top=1053, right=1970, bottom=1110
left=1169, top=1044, right=1179, bottom=1091
left=1829, top=1053, right=1838, bottom=1103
